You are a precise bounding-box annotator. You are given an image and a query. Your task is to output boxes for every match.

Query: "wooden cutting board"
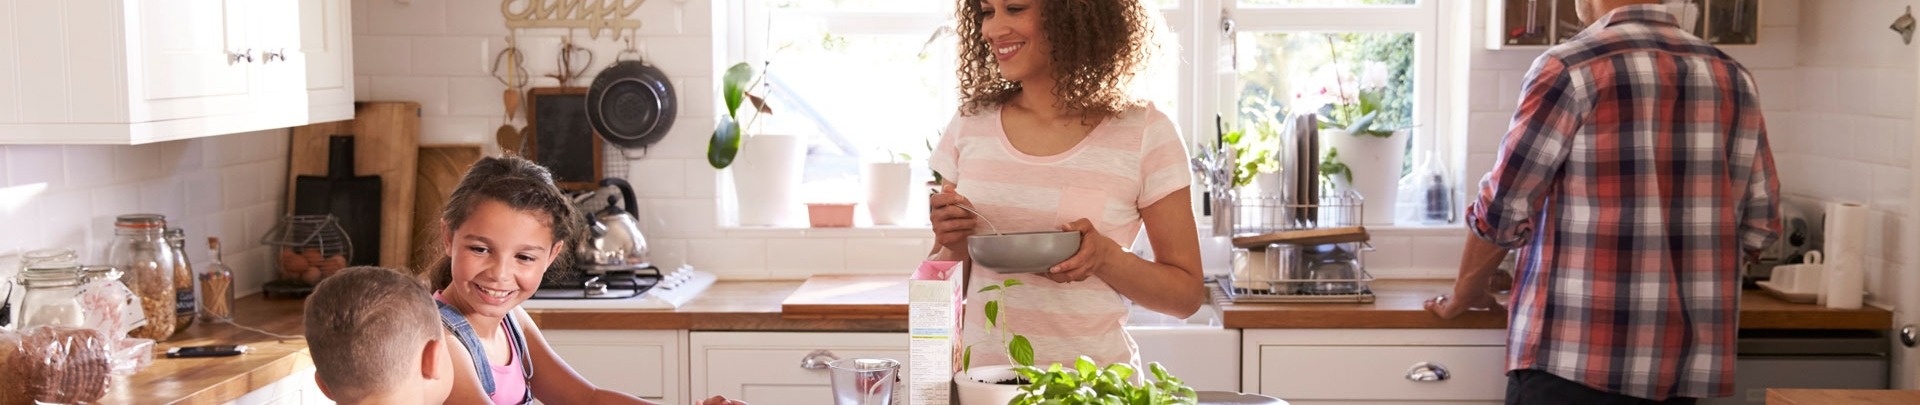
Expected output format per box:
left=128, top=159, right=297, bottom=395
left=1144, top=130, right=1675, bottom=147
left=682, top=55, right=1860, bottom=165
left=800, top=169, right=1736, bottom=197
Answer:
left=288, top=102, right=421, bottom=270
left=780, top=275, right=909, bottom=320
left=411, top=144, right=484, bottom=270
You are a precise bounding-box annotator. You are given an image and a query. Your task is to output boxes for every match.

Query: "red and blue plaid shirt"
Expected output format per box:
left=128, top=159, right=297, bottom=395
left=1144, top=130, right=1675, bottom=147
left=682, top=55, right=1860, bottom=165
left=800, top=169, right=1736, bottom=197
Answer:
left=1466, top=5, right=1781, bottom=400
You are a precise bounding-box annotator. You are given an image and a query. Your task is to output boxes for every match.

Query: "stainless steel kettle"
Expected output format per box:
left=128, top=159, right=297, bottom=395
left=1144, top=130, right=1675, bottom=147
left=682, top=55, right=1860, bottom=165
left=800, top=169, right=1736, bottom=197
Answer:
left=575, top=178, right=649, bottom=272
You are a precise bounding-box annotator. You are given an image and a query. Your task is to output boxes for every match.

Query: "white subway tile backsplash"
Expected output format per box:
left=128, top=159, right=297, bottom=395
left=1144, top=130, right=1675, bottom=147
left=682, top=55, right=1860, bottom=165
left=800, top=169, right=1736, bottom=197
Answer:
left=137, top=176, right=186, bottom=219
left=1467, top=112, right=1508, bottom=154
left=1468, top=70, right=1500, bottom=111
left=687, top=238, right=768, bottom=278
left=447, top=77, right=509, bottom=117
left=1364, top=235, right=1413, bottom=276
left=353, top=37, right=414, bottom=76
left=1750, top=68, right=1798, bottom=111
left=642, top=36, right=715, bottom=80
left=370, top=77, right=451, bottom=116
left=8, top=145, right=62, bottom=188
left=1725, top=27, right=1797, bottom=69
left=1805, top=114, right=1855, bottom=159
left=643, top=198, right=721, bottom=239
left=686, top=161, right=718, bottom=198
left=1497, top=70, right=1525, bottom=111
left=360, top=0, right=447, bottom=36
left=239, top=130, right=287, bottom=164
left=1873, top=164, right=1912, bottom=214
left=184, top=171, right=221, bottom=218
left=843, top=237, right=933, bottom=272
left=1798, top=68, right=1839, bottom=113
left=64, top=146, right=114, bottom=189
left=113, top=143, right=162, bottom=184
left=1871, top=68, right=1916, bottom=118
left=411, top=37, right=490, bottom=77
left=642, top=114, right=720, bottom=159
left=444, top=0, right=508, bottom=36
left=222, top=166, right=263, bottom=210
left=678, top=79, right=715, bottom=119
left=765, top=239, right=846, bottom=278
left=1836, top=69, right=1878, bottom=115
left=419, top=116, right=497, bottom=146
left=647, top=239, right=690, bottom=272
left=355, top=76, right=374, bottom=101
left=624, top=158, right=687, bottom=197
left=38, top=190, right=90, bottom=252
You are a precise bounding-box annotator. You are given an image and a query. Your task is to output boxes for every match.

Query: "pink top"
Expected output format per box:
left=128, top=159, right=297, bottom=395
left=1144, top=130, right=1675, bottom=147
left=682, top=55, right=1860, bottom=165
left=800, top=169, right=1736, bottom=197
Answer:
left=487, top=322, right=528, bottom=405
left=929, top=103, right=1191, bottom=368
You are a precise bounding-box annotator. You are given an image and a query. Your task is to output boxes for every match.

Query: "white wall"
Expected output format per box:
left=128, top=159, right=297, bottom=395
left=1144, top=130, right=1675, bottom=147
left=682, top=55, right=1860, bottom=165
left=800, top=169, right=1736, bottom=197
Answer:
left=0, top=130, right=291, bottom=309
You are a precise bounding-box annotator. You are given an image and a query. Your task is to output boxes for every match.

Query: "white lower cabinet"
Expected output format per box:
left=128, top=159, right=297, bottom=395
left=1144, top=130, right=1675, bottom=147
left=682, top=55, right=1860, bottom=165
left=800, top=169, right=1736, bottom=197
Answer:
left=1243, top=329, right=1506, bottom=405
left=541, top=329, right=689, bottom=404
left=691, top=331, right=909, bottom=405
left=227, top=366, right=330, bottom=405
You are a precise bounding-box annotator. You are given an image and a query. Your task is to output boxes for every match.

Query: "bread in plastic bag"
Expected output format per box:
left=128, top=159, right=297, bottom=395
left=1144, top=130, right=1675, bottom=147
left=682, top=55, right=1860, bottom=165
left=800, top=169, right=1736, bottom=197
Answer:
left=0, top=328, right=28, bottom=405
left=18, top=326, right=112, bottom=404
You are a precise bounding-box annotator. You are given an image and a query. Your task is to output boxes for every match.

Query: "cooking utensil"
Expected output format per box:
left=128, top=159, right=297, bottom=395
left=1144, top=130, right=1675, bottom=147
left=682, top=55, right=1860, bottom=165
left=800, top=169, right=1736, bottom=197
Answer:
left=968, top=231, right=1082, bottom=274
left=573, top=178, right=649, bottom=272
left=493, top=41, right=530, bottom=153
left=548, top=36, right=592, bottom=87
left=587, top=44, right=678, bottom=157
left=293, top=136, right=383, bottom=267
left=950, top=203, right=1002, bottom=236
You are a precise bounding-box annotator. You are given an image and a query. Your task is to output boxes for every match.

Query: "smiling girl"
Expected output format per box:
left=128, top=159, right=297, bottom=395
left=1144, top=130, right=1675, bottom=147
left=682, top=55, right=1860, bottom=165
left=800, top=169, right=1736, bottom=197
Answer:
left=424, top=156, right=741, bottom=405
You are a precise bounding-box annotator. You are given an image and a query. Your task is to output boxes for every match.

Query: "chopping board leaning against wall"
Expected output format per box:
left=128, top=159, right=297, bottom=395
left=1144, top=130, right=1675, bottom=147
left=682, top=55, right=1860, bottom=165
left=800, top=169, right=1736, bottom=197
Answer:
left=288, top=102, right=421, bottom=269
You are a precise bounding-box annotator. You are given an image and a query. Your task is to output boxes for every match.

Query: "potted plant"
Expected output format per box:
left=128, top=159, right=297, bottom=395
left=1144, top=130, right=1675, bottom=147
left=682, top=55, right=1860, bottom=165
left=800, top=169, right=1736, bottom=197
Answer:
left=709, top=62, right=806, bottom=226
left=1298, top=43, right=1408, bottom=225
left=954, top=278, right=1034, bottom=405
left=1009, top=356, right=1198, bottom=405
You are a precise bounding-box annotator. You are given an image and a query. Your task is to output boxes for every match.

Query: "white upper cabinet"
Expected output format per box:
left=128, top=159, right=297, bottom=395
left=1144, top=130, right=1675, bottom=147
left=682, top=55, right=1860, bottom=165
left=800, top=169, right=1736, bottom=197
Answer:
left=0, top=0, right=354, bottom=145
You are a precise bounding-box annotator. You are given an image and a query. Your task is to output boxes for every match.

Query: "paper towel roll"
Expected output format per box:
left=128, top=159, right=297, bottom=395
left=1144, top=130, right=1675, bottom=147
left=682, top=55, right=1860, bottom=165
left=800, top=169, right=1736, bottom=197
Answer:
left=1822, top=202, right=1869, bottom=308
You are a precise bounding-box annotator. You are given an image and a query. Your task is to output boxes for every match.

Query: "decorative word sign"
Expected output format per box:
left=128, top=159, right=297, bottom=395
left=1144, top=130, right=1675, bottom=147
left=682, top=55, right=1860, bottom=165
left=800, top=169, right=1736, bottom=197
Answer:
left=502, top=0, right=646, bottom=39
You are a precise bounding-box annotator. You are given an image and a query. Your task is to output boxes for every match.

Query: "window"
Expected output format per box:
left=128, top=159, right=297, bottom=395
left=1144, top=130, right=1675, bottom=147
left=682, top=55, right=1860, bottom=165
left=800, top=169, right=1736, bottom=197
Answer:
left=726, top=0, right=1453, bottom=226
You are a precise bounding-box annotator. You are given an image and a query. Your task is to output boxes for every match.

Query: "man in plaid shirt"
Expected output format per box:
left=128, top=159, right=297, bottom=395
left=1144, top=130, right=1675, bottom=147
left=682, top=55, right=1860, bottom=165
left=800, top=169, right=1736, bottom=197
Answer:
left=1426, top=0, right=1780, bottom=403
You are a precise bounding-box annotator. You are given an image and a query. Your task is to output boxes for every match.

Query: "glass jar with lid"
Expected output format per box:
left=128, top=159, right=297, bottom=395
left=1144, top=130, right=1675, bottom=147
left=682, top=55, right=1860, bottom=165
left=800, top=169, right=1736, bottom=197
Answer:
left=106, top=214, right=178, bottom=340
left=164, top=228, right=195, bottom=332
left=16, top=249, right=85, bottom=329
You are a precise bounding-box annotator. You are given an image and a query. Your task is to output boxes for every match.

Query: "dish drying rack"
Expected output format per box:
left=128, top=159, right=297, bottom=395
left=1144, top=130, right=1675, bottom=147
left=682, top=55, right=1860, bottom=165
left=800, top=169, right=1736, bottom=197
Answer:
left=1217, top=192, right=1377, bottom=304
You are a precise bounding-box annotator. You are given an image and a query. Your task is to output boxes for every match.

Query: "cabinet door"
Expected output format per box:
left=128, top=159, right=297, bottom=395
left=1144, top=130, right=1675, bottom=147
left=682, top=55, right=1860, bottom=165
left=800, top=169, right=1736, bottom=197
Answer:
left=541, top=329, right=686, bottom=404
left=1258, top=345, right=1505, bottom=402
left=299, top=0, right=353, bottom=122
left=136, top=0, right=253, bottom=121
left=691, top=332, right=909, bottom=405
left=248, top=0, right=310, bottom=130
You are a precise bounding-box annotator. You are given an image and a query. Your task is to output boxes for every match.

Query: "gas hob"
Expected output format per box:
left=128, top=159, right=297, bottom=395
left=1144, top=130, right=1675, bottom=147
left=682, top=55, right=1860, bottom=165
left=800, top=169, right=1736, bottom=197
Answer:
left=522, top=264, right=715, bottom=310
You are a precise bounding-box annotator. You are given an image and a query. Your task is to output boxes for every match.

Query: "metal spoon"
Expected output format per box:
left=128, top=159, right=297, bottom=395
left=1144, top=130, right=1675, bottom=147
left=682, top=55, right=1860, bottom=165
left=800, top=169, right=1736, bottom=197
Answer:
left=952, top=203, right=1003, bottom=236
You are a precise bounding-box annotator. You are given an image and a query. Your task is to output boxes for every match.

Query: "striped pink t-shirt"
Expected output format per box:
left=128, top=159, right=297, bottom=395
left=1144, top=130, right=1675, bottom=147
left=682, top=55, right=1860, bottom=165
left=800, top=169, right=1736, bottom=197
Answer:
left=930, top=102, right=1191, bottom=368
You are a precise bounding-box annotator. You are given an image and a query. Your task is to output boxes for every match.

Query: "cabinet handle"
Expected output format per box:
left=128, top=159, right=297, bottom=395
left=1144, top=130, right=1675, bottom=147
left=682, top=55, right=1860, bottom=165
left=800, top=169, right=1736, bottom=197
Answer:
left=227, top=49, right=253, bottom=65
left=1902, top=325, right=1916, bottom=348
left=800, top=350, right=839, bottom=370
left=260, top=49, right=286, bottom=64
left=1404, top=362, right=1450, bottom=382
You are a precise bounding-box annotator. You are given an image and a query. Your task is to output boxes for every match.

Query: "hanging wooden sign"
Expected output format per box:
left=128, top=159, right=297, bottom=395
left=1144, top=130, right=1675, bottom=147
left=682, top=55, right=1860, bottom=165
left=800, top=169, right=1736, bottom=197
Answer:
left=502, top=0, right=645, bottom=39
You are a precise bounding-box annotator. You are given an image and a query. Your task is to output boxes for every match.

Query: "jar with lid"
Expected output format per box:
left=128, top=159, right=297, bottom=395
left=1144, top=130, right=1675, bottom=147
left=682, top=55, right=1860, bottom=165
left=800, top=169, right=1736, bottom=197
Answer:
left=16, top=249, right=85, bottom=329
left=106, top=214, right=178, bottom=340
left=164, top=228, right=195, bottom=332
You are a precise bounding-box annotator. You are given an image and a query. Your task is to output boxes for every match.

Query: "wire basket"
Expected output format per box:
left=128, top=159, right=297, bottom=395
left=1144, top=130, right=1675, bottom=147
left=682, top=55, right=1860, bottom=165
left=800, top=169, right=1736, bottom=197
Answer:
left=1216, top=190, right=1365, bottom=237
left=260, top=214, right=352, bottom=284
left=1223, top=241, right=1375, bottom=303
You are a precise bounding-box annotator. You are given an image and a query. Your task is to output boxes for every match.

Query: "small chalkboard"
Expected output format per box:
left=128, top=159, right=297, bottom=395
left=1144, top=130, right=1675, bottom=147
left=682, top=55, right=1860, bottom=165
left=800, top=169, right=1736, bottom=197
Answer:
left=525, top=87, right=604, bottom=191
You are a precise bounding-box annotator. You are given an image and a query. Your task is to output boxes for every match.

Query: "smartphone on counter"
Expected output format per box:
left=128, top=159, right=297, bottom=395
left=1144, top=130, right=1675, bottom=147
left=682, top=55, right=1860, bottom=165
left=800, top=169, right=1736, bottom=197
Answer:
left=167, top=345, right=249, bottom=358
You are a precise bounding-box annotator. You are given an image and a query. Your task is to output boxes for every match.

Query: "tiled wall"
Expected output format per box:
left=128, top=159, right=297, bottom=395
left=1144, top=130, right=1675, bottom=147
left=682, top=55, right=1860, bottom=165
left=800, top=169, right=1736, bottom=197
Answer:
left=349, top=0, right=1909, bottom=289
left=0, top=130, right=291, bottom=308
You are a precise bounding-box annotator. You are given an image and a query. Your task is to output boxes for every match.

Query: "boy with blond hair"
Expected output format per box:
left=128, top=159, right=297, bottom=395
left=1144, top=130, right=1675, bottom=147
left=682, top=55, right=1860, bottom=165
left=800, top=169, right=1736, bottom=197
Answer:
left=305, top=267, right=453, bottom=405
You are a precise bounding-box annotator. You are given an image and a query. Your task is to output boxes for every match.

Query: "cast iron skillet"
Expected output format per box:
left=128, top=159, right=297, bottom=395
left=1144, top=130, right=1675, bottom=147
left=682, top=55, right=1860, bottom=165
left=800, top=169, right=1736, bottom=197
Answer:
left=587, top=58, right=678, bottom=155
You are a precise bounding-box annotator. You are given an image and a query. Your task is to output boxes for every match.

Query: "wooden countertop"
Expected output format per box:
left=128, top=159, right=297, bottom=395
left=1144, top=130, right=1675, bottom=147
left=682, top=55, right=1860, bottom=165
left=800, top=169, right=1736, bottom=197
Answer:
left=1216, top=279, right=1895, bottom=330
left=1768, top=388, right=1920, bottom=404
left=103, top=295, right=311, bottom=405
left=101, top=278, right=1895, bottom=403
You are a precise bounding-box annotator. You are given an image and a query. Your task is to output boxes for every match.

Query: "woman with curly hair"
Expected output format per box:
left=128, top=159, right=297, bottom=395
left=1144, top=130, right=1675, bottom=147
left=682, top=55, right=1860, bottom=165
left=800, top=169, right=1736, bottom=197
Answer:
left=928, top=0, right=1203, bottom=368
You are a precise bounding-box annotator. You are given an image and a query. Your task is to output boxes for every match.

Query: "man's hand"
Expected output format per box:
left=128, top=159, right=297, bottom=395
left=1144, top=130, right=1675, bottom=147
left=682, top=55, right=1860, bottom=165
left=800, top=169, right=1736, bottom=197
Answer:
left=1424, top=291, right=1505, bottom=320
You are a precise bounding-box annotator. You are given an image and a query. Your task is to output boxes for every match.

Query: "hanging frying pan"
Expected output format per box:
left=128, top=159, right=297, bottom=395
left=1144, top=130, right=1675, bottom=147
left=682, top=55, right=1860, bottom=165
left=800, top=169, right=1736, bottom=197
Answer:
left=587, top=55, right=677, bottom=157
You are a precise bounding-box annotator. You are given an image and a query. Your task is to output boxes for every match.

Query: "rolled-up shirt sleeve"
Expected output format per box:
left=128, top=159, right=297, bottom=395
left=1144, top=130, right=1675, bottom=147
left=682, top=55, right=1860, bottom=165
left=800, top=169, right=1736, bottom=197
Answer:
left=1732, top=73, right=1781, bottom=254
left=1467, top=55, right=1585, bottom=248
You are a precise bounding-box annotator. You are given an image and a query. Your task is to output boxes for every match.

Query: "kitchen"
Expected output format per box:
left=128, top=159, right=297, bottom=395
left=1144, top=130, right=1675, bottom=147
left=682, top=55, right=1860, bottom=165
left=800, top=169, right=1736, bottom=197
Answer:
left=0, top=0, right=1916, bottom=404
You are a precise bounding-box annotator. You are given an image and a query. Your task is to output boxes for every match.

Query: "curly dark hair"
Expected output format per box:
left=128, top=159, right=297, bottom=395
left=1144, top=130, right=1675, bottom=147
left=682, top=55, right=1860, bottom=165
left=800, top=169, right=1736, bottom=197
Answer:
left=420, top=155, right=581, bottom=290
left=955, top=0, right=1159, bottom=117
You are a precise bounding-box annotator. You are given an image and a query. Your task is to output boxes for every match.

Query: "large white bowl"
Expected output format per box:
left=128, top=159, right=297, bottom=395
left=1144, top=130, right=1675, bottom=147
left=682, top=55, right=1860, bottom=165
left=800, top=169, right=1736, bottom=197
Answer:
left=968, top=231, right=1081, bottom=274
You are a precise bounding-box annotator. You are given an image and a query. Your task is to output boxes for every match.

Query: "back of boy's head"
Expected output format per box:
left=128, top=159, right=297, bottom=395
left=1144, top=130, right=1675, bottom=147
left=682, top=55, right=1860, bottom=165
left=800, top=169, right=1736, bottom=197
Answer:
left=423, top=155, right=580, bottom=290
left=305, top=266, right=442, bottom=402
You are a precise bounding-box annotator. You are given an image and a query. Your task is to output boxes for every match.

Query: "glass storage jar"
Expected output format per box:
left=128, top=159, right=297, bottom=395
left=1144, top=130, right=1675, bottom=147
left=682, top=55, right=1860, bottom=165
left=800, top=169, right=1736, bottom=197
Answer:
left=17, top=255, right=85, bottom=329
left=164, top=228, right=195, bottom=332
left=106, top=214, right=178, bottom=340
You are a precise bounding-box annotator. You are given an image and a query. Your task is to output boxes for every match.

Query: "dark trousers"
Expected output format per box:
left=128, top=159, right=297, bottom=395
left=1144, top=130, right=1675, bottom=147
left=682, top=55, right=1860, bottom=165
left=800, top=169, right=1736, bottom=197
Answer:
left=1507, top=370, right=1698, bottom=405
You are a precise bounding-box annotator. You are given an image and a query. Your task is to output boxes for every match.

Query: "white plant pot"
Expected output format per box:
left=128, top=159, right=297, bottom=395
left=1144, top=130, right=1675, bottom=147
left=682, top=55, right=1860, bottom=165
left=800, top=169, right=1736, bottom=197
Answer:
left=1320, top=128, right=1407, bottom=226
left=730, top=133, right=806, bottom=226
left=864, top=161, right=914, bottom=225
left=953, top=365, right=1025, bottom=405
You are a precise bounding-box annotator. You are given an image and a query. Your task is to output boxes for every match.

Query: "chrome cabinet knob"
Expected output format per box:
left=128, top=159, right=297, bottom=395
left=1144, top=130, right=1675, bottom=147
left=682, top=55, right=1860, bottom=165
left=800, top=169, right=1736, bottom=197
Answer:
left=260, top=48, right=286, bottom=63
left=1405, top=362, right=1451, bottom=382
left=800, top=350, right=839, bottom=369
left=1902, top=325, right=1916, bottom=348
